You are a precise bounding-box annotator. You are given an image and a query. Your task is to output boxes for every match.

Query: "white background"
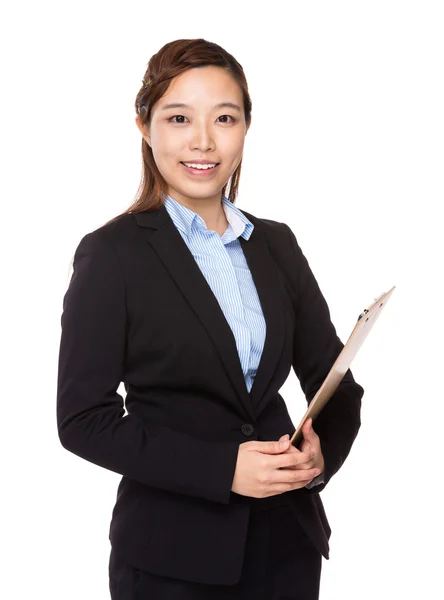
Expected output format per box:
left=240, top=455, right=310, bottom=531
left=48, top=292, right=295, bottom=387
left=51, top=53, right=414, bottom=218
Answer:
left=2, top=1, right=443, bottom=598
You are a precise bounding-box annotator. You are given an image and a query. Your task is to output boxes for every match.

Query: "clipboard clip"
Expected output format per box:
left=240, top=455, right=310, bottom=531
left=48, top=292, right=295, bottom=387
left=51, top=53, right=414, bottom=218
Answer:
left=357, top=292, right=386, bottom=322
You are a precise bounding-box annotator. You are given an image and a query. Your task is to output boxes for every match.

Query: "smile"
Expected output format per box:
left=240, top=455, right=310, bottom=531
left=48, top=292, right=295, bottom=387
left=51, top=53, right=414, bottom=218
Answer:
left=180, top=163, right=220, bottom=176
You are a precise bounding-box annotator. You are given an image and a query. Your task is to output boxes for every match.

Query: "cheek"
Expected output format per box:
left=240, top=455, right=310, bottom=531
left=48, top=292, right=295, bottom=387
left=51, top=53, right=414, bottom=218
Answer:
left=152, top=144, right=178, bottom=170
left=151, top=126, right=180, bottom=157
left=224, top=137, right=245, bottom=163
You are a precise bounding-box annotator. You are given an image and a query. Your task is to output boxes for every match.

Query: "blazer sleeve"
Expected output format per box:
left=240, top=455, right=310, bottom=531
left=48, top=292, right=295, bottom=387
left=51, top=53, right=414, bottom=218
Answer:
left=56, top=231, right=240, bottom=505
left=281, top=223, right=364, bottom=494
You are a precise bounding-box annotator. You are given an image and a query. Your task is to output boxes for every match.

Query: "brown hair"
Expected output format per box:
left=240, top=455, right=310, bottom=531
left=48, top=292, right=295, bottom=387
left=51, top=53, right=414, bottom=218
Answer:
left=66, top=38, right=252, bottom=277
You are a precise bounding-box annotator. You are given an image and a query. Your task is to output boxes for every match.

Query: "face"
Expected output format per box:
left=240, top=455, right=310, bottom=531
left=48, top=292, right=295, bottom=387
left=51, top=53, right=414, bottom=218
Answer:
left=136, top=66, right=249, bottom=211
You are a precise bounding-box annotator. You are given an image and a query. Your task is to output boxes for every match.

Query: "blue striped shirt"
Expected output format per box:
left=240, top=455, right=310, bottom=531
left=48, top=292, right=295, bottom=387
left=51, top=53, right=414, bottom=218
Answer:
left=164, top=194, right=266, bottom=395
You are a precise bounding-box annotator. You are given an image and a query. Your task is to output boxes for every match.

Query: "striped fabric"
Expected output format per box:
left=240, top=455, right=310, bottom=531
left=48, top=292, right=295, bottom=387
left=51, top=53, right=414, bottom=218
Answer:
left=164, top=194, right=266, bottom=394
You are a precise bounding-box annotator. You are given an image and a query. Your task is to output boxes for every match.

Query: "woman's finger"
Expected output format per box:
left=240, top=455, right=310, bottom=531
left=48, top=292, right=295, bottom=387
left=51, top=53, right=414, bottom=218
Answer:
left=270, top=466, right=320, bottom=484
left=276, top=447, right=313, bottom=469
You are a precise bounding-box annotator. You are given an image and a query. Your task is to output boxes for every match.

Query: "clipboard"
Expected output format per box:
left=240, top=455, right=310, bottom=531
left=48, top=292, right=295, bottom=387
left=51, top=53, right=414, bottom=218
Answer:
left=290, top=285, right=396, bottom=447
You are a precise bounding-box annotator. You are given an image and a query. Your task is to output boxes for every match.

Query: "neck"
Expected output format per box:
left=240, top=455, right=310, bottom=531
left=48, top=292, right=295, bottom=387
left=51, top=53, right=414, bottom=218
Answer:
left=168, top=192, right=229, bottom=232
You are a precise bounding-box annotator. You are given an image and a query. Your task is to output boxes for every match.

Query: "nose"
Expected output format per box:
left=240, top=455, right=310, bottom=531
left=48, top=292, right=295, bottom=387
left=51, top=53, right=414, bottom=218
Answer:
left=189, top=120, right=215, bottom=152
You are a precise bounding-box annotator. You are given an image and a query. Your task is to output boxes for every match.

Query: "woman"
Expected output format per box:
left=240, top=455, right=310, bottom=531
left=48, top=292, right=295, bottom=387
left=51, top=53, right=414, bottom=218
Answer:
left=56, top=38, right=364, bottom=600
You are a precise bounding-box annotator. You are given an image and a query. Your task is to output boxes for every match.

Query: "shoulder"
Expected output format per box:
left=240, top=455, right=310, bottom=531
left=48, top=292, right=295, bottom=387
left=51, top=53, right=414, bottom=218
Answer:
left=73, top=212, right=140, bottom=258
left=239, top=207, right=301, bottom=250
left=238, top=207, right=284, bottom=231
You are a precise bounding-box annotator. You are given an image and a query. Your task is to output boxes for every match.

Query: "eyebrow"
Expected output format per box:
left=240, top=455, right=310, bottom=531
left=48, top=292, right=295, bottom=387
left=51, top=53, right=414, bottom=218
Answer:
left=159, top=102, right=242, bottom=113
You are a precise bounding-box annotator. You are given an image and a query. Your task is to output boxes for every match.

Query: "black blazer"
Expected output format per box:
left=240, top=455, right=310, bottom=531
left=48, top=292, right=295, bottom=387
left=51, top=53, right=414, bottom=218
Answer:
left=56, top=204, right=364, bottom=585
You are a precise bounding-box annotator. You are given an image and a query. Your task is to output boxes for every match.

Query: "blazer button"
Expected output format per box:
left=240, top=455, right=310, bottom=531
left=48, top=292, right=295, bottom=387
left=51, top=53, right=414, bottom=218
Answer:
left=241, top=423, right=255, bottom=436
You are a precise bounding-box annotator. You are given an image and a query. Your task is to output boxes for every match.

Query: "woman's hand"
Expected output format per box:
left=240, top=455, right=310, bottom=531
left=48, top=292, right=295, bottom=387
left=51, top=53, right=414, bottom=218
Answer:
left=231, top=433, right=322, bottom=498
left=279, top=418, right=325, bottom=478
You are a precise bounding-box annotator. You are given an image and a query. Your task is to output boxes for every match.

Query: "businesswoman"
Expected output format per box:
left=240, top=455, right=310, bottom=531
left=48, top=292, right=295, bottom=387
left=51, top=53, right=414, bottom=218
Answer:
left=56, top=38, right=364, bottom=600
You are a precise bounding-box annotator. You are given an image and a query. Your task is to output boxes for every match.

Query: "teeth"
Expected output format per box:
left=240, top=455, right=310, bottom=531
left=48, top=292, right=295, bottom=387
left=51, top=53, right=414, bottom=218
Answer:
left=182, top=162, right=217, bottom=170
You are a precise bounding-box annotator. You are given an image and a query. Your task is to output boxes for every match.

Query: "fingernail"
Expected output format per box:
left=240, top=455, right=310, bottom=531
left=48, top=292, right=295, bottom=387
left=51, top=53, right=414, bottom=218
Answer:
left=279, top=440, right=288, bottom=448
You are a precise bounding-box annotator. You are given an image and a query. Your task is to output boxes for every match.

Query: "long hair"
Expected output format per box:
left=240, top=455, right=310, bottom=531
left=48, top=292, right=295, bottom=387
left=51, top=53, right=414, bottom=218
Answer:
left=66, top=38, right=252, bottom=277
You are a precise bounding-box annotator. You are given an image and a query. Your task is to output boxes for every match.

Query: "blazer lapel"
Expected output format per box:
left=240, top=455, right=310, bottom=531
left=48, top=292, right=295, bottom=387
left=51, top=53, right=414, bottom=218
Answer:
left=238, top=229, right=286, bottom=414
left=132, top=205, right=286, bottom=422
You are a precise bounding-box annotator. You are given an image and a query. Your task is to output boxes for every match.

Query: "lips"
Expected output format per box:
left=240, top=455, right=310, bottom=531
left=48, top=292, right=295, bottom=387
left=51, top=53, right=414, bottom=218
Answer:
left=180, top=162, right=220, bottom=176
left=180, top=162, right=220, bottom=167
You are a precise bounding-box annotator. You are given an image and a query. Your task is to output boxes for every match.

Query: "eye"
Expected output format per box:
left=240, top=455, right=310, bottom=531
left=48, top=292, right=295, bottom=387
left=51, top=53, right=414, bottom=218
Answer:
left=218, top=115, right=236, bottom=123
left=169, top=115, right=188, bottom=124
left=168, top=115, right=236, bottom=124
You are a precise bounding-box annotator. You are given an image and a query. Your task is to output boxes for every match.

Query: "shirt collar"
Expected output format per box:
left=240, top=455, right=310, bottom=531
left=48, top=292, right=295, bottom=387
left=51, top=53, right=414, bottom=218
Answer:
left=164, top=194, right=254, bottom=242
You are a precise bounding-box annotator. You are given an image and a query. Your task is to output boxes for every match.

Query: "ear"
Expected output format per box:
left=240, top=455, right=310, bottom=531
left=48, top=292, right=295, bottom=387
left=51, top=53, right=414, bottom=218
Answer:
left=135, top=116, right=151, bottom=147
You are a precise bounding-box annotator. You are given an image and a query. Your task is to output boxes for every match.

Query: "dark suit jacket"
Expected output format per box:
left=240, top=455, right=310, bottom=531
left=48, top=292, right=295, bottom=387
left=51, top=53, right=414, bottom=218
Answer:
left=56, top=204, right=364, bottom=585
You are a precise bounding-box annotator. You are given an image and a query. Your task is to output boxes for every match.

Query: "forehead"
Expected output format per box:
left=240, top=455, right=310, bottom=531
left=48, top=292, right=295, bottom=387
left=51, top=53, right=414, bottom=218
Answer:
left=157, top=66, right=242, bottom=110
